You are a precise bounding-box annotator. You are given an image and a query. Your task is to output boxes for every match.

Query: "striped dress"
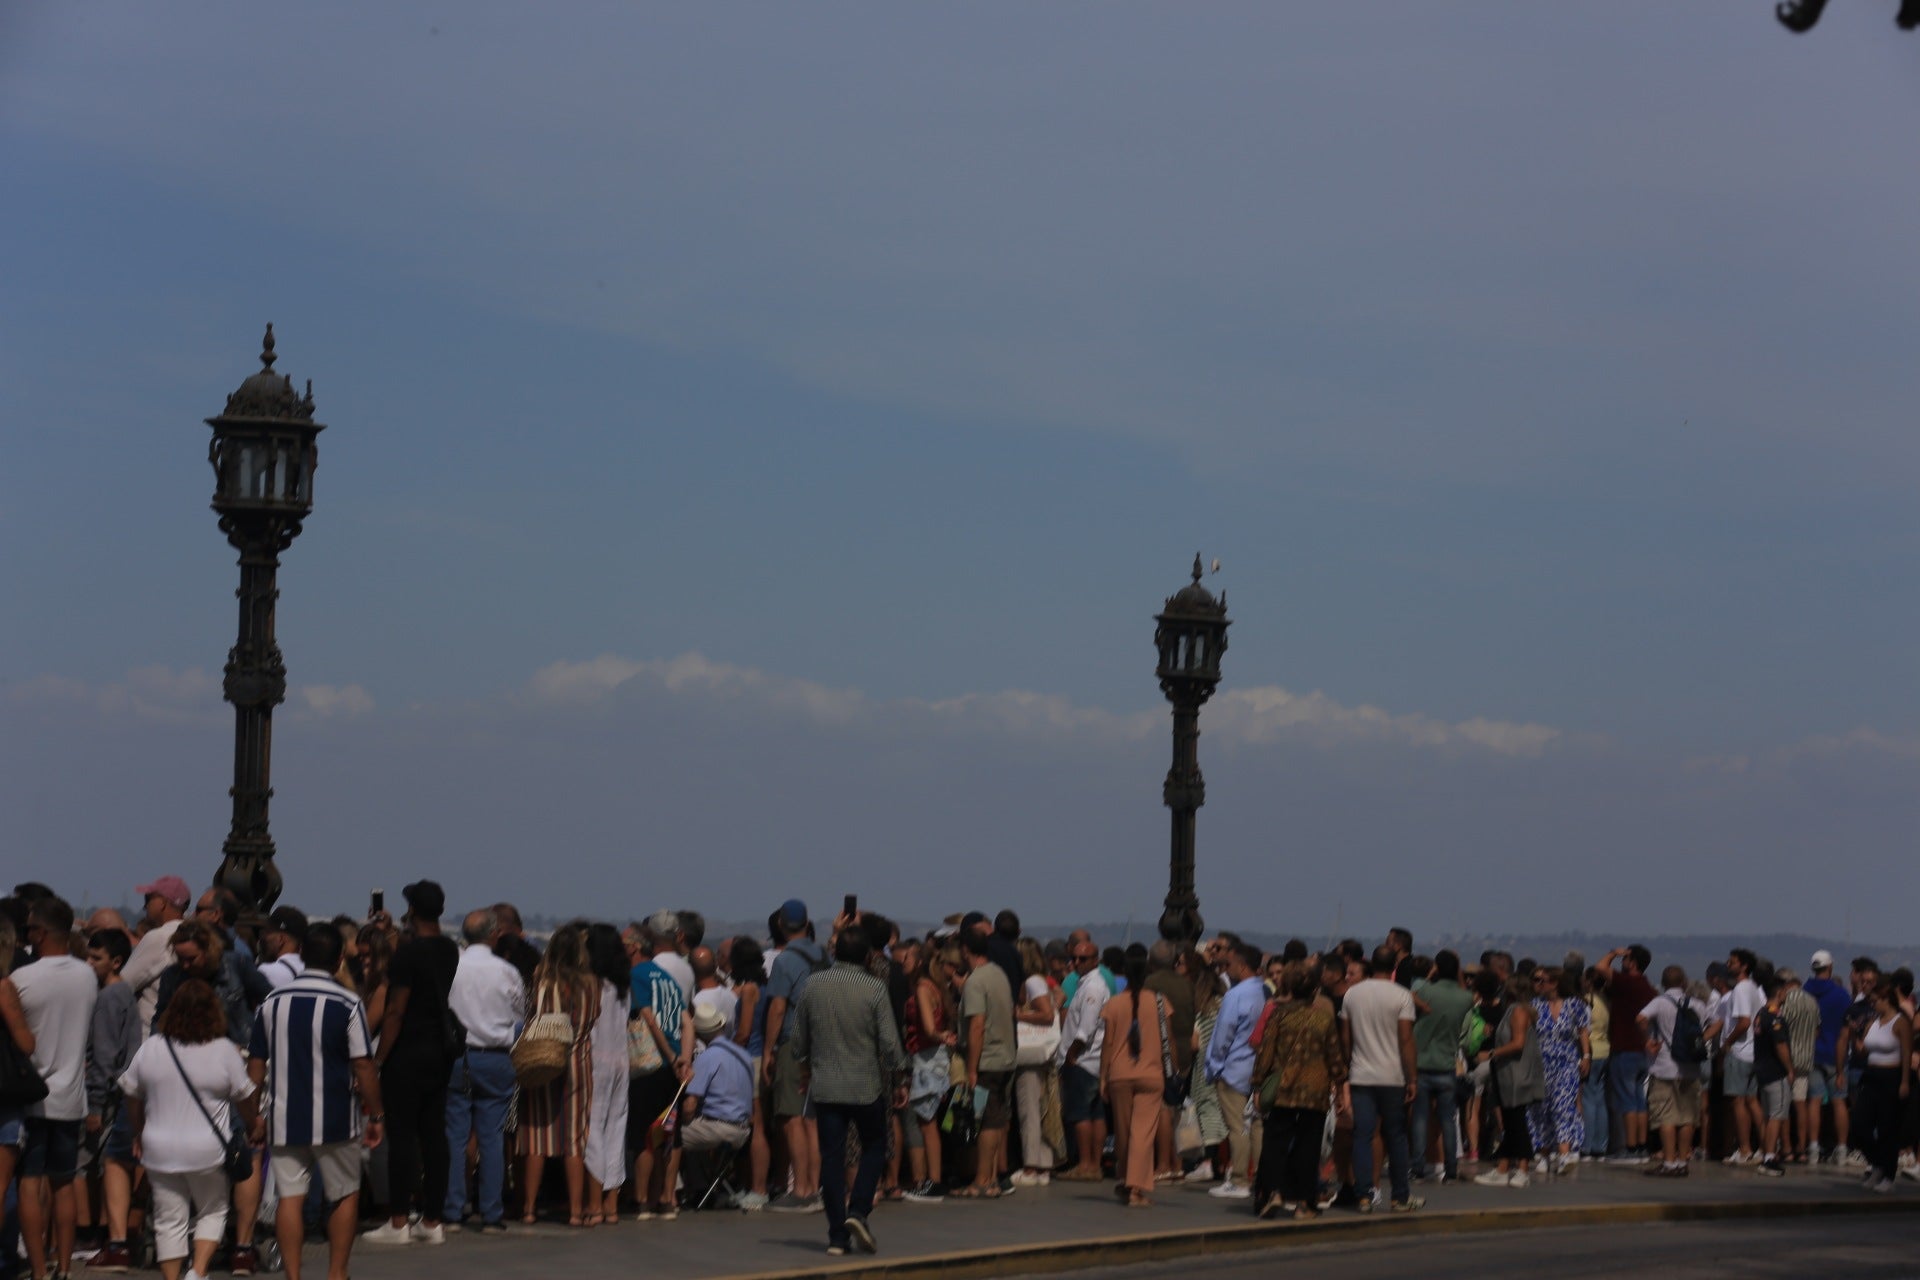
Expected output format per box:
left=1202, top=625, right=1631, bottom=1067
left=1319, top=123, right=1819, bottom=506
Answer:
left=516, top=980, right=600, bottom=1158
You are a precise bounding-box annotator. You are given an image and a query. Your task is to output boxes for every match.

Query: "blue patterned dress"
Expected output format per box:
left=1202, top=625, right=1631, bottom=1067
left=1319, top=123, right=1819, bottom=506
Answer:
left=1527, top=996, right=1588, bottom=1151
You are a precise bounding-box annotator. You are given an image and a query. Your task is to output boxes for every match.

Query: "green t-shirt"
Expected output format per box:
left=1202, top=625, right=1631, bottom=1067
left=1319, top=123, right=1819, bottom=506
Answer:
left=959, top=962, right=1018, bottom=1073
left=1413, top=979, right=1476, bottom=1073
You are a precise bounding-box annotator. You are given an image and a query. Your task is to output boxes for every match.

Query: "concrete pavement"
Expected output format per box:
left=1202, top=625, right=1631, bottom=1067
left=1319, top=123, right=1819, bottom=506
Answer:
left=322, top=1159, right=1920, bottom=1280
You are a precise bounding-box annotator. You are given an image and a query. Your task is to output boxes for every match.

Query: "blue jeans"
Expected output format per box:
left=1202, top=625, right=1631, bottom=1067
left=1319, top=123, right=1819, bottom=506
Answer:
left=1410, top=1072, right=1458, bottom=1178
left=1350, top=1084, right=1412, bottom=1204
left=443, top=1049, right=516, bottom=1225
left=1580, top=1059, right=1611, bottom=1155
left=1609, top=1051, right=1648, bottom=1120
left=815, top=1099, right=888, bottom=1250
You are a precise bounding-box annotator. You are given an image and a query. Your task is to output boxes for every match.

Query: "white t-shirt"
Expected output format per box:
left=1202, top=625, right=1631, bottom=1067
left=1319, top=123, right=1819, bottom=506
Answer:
left=258, top=953, right=305, bottom=990
left=1642, top=988, right=1703, bottom=1081
left=693, top=986, right=740, bottom=1040
left=1340, top=978, right=1416, bottom=1088
left=11, top=955, right=99, bottom=1120
left=1726, top=979, right=1763, bottom=1063
left=117, top=1037, right=252, bottom=1174
left=654, top=952, right=695, bottom=1003
left=122, top=919, right=182, bottom=1038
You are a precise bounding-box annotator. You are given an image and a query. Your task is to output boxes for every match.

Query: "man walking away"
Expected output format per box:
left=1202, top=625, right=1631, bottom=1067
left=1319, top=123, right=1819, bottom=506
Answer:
left=1341, top=945, right=1421, bottom=1213
left=249, top=922, right=385, bottom=1280
left=790, top=925, right=906, bottom=1257
left=443, top=907, right=524, bottom=1231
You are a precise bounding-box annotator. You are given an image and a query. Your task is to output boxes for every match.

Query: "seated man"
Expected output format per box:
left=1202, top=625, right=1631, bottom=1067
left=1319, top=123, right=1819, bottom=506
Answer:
left=682, top=1004, right=754, bottom=1177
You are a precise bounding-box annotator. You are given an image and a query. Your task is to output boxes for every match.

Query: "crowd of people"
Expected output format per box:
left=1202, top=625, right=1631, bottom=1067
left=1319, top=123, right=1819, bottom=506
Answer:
left=0, top=876, right=1915, bottom=1272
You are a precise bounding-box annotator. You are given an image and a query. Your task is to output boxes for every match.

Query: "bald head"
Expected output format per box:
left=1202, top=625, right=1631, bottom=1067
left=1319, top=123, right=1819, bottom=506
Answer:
left=87, top=907, right=129, bottom=935
left=691, top=946, right=718, bottom=986
left=462, top=908, right=500, bottom=947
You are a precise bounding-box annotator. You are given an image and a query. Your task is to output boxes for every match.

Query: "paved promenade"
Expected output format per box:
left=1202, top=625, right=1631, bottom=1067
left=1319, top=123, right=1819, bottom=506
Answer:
left=330, top=1161, right=1919, bottom=1280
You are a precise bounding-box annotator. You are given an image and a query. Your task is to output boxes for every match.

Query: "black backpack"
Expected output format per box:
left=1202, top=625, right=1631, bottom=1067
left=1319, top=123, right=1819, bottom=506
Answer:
left=1668, top=995, right=1707, bottom=1067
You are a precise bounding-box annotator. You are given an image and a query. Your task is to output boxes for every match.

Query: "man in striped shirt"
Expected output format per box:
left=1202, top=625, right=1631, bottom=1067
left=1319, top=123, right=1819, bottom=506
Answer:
left=247, top=922, right=384, bottom=1280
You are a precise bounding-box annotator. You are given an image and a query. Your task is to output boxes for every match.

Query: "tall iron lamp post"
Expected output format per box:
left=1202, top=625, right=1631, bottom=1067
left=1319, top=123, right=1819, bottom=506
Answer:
left=1154, top=554, right=1230, bottom=947
left=203, top=324, right=324, bottom=926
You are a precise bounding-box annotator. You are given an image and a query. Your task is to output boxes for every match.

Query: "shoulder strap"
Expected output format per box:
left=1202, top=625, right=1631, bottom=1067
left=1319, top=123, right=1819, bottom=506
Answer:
left=162, top=1038, right=230, bottom=1150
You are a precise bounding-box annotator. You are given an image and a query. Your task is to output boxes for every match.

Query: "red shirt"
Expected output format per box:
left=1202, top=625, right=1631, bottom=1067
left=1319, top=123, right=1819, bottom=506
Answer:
left=1609, top=972, right=1657, bottom=1053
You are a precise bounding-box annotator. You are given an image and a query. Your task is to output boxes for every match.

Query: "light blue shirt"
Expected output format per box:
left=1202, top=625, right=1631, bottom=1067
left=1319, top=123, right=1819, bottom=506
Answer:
left=1204, top=975, right=1266, bottom=1093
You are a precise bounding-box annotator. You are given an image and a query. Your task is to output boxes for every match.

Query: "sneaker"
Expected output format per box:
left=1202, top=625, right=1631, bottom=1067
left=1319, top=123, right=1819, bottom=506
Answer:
left=1901, top=1162, right=1920, bottom=1182
left=360, top=1222, right=414, bottom=1246
left=997, top=1174, right=1017, bottom=1196
left=768, top=1192, right=817, bottom=1213
left=91, top=1243, right=133, bottom=1274
left=1355, top=1188, right=1379, bottom=1214
left=1757, top=1159, right=1785, bottom=1178
left=1844, top=1148, right=1869, bottom=1168
left=656, top=1203, right=680, bottom=1221
left=412, top=1222, right=446, bottom=1245
left=902, top=1182, right=945, bottom=1203
left=481, top=1220, right=509, bottom=1233
left=1807, top=1142, right=1823, bottom=1165
left=1605, top=1151, right=1643, bottom=1165
left=826, top=1243, right=848, bottom=1256
left=734, top=1190, right=769, bottom=1211
left=847, top=1216, right=876, bottom=1254
left=1507, top=1171, right=1530, bottom=1188
left=1208, top=1179, right=1252, bottom=1200
left=1721, top=1150, right=1751, bottom=1166
left=1435, top=1172, right=1460, bottom=1185
left=1472, top=1170, right=1510, bottom=1187
left=1391, top=1197, right=1424, bottom=1213
left=230, top=1244, right=259, bottom=1276
left=1184, top=1164, right=1218, bottom=1183
left=1869, top=1173, right=1894, bottom=1194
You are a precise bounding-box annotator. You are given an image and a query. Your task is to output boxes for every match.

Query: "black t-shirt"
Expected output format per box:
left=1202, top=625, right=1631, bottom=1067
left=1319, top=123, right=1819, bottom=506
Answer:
left=389, top=934, right=459, bottom=1056
left=1754, top=1008, right=1789, bottom=1085
left=987, top=935, right=1024, bottom=1011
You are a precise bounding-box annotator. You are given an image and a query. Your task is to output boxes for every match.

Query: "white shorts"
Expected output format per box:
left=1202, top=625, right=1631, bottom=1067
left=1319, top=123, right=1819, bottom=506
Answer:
left=270, top=1142, right=361, bottom=1204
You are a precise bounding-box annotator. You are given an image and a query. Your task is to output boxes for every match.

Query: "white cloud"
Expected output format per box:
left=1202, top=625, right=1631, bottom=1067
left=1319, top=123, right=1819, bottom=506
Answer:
left=525, top=651, right=1561, bottom=757
left=294, top=684, right=376, bottom=719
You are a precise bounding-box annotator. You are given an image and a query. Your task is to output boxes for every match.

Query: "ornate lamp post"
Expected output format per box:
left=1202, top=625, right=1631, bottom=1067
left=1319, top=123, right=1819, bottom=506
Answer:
left=1154, top=555, right=1230, bottom=946
left=203, top=325, right=324, bottom=925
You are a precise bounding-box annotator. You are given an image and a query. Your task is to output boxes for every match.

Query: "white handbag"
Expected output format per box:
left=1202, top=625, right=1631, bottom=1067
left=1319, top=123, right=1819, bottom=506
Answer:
left=1015, top=1015, right=1061, bottom=1067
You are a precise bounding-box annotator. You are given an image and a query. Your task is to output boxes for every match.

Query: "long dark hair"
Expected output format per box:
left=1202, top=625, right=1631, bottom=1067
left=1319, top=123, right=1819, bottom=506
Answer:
left=1124, top=943, right=1150, bottom=1058
left=587, top=922, right=629, bottom=1004
left=730, top=936, right=767, bottom=988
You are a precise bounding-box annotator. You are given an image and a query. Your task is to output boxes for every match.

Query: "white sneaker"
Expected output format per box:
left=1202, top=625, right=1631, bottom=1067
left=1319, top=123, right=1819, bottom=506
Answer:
left=412, top=1222, right=446, bottom=1245
left=1208, top=1179, right=1252, bottom=1199
left=1807, top=1142, right=1822, bottom=1164
left=1844, top=1148, right=1869, bottom=1168
left=1721, top=1150, right=1750, bottom=1166
left=1184, top=1165, right=1218, bottom=1183
left=1507, top=1170, right=1530, bottom=1188
left=1869, top=1173, right=1894, bottom=1194
left=360, top=1222, right=414, bottom=1246
left=1472, top=1169, right=1510, bottom=1187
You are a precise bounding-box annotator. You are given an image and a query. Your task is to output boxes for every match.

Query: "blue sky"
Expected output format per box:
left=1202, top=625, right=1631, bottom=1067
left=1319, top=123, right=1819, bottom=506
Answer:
left=2, top=3, right=1916, bottom=938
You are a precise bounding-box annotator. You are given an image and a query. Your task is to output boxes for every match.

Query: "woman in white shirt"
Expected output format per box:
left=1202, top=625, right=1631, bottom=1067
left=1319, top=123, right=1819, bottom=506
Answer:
left=119, top=979, right=259, bottom=1280
left=1854, top=979, right=1913, bottom=1193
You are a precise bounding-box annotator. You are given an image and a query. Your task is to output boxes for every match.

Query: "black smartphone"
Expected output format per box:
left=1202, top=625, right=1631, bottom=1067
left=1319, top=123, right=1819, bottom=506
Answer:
left=843, top=893, right=858, bottom=919
left=370, top=888, right=385, bottom=916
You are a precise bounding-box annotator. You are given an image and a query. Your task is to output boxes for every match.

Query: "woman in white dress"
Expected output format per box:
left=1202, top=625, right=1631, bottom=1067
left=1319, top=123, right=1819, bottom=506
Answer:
left=583, top=923, right=632, bottom=1224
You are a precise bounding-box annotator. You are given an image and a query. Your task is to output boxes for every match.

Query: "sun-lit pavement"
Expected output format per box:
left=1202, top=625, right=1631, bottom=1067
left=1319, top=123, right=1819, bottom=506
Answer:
left=325, top=1159, right=1920, bottom=1280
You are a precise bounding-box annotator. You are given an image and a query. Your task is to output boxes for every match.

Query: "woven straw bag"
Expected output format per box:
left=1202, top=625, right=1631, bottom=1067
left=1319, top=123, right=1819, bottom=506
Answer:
left=511, top=1011, right=574, bottom=1087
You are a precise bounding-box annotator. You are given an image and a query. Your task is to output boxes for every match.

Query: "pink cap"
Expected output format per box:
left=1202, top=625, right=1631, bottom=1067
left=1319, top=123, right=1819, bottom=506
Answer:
left=136, top=875, right=192, bottom=910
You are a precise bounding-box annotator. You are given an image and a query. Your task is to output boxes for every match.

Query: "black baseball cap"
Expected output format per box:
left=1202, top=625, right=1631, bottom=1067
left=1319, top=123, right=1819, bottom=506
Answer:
left=402, top=880, right=446, bottom=920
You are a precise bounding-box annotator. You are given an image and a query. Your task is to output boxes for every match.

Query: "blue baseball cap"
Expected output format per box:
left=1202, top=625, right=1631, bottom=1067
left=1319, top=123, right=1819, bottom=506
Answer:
left=779, top=898, right=807, bottom=929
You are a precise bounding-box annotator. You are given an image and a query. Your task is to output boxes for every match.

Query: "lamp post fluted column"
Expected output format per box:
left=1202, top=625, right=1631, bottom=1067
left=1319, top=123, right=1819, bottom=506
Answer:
left=204, top=325, right=324, bottom=926
left=1153, top=555, right=1229, bottom=947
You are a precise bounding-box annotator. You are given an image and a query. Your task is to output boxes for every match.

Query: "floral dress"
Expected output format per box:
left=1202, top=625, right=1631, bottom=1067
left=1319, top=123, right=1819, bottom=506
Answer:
left=1527, top=996, right=1589, bottom=1151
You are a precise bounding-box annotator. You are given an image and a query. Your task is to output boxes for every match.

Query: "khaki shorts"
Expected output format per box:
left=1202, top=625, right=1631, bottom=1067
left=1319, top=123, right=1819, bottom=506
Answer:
left=1647, top=1077, right=1700, bottom=1130
left=270, top=1141, right=361, bottom=1204
left=1790, top=1076, right=1809, bottom=1103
